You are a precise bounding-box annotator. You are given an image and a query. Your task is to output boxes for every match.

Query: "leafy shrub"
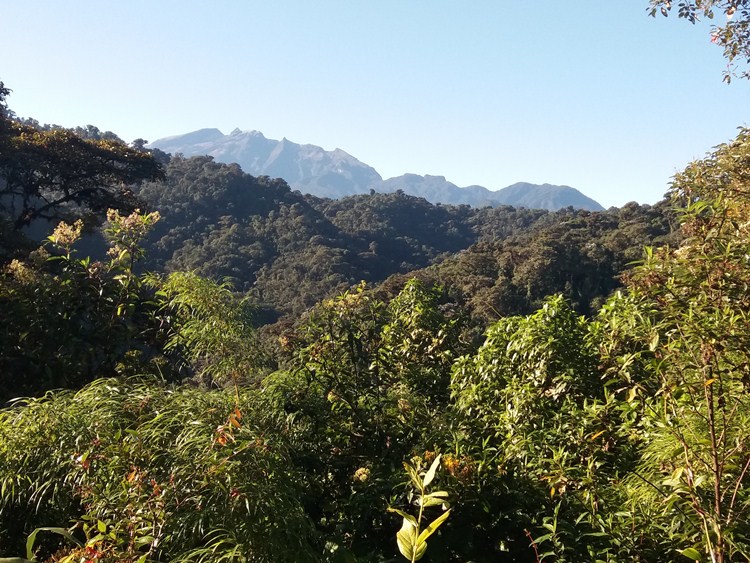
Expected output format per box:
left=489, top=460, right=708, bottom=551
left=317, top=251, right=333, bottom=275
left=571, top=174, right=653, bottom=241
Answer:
left=0, top=377, right=315, bottom=562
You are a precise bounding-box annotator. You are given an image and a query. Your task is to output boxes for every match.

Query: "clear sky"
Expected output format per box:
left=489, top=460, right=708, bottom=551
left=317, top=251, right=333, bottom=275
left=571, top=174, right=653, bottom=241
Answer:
left=2, top=1, right=749, bottom=208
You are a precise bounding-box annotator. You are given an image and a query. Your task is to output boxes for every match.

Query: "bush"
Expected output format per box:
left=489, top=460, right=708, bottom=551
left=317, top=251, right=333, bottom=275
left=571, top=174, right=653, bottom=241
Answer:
left=0, top=377, right=315, bottom=562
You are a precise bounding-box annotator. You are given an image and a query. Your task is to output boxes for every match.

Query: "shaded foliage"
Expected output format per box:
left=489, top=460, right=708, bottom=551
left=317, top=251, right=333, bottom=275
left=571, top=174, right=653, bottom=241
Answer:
left=262, top=280, right=473, bottom=559
left=380, top=201, right=677, bottom=323
left=0, top=115, right=161, bottom=233
left=6, top=75, right=749, bottom=563
left=0, top=210, right=171, bottom=403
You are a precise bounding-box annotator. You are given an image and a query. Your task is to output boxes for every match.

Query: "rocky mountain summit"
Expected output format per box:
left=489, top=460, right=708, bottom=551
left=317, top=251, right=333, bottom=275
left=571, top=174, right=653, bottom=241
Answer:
left=149, top=129, right=604, bottom=211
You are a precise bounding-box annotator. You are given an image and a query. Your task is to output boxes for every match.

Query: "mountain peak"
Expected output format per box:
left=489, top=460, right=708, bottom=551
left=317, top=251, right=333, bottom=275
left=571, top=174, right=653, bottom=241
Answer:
left=149, top=129, right=603, bottom=210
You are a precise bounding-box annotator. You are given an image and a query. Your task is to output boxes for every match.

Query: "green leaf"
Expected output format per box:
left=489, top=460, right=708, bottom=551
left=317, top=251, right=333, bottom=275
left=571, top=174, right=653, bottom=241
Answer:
left=534, top=533, right=553, bottom=544
left=423, top=454, right=442, bottom=488
left=649, top=332, right=660, bottom=351
left=26, top=527, right=82, bottom=560
left=396, top=517, right=417, bottom=560
left=680, top=547, right=702, bottom=561
left=134, top=535, right=156, bottom=548
left=419, top=491, right=450, bottom=508
left=387, top=507, right=418, bottom=527
left=413, top=539, right=428, bottom=561
left=417, top=508, right=452, bottom=545
left=420, top=495, right=449, bottom=507
left=97, top=520, right=107, bottom=533
left=403, top=462, right=422, bottom=490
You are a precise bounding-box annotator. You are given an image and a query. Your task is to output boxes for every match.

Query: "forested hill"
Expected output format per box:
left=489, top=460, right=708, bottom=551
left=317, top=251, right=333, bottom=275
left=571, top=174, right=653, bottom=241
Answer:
left=135, top=154, right=675, bottom=322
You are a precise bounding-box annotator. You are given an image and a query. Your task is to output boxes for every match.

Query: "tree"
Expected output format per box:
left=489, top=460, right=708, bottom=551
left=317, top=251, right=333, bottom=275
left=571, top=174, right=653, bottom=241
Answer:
left=451, top=296, right=625, bottom=561
left=154, top=270, right=262, bottom=388
left=0, top=379, right=315, bottom=561
left=0, top=87, right=162, bottom=233
left=649, top=0, right=750, bottom=81
left=0, top=82, right=11, bottom=120
left=599, top=127, right=750, bottom=562
left=0, top=209, right=167, bottom=402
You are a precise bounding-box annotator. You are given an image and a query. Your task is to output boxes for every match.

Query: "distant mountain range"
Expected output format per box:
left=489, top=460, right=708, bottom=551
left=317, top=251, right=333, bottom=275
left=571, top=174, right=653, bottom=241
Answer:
left=149, top=129, right=604, bottom=211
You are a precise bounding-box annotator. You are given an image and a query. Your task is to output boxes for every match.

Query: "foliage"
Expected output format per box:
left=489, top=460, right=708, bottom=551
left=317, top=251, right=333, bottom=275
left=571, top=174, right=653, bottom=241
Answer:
left=0, top=378, right=315, bottom=562
left=649, top=0, right=750, bottom=81
left=134, top=154, right=673, bottom=323
left=4, top=68, right=750, bottom=563
left=0, top=81, right=11, bottom=120
left=450, top=296, right=626, bottom=561
left=388, top=455, right=452, bottom=562
left=262, top=280, right=470, bottom=558
left=399, top=201, right=676, bottom=322
left=0, top=93, right=162, bottom=233
left=153, top=271, right=262, bottom=387
left=0, top=209, right=168, bottom=403
left=599, top=127, right=750, bottom=563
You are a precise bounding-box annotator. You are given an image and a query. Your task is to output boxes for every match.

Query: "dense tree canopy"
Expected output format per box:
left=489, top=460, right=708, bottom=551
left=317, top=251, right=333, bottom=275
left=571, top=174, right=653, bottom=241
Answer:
left=132, top=156, right=674, bottom=323
left=0, top=89, right=162, bottom=245
left=0, top=82, right=11, bottom=120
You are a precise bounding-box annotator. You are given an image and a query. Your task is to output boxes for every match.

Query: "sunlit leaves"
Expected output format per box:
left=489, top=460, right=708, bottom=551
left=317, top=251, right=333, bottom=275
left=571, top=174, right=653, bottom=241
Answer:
left=389, top=455, right=452, bottom=562
left=0, top=115, right=162, bottom=230
left=649, top=0, right=750, bottom=81
left=0, top=378, right=314, bottom=561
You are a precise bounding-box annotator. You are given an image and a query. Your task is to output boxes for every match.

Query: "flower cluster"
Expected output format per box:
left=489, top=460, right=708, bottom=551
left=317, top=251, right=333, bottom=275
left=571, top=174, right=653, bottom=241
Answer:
left=5, top=259, right=35, bottom=284
left=353, top=467, right=371, bottom=482
left=49, top=219, right=84, bottom=251
left=105, top=208, right=161, bottom=265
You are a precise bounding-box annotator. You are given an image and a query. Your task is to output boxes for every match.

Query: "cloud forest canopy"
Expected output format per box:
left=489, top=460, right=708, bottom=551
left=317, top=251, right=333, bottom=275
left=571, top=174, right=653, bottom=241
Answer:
left=0, top=83, right=162, bottom=236
left=2, top=3, right=750, bottom=559
left=132, top=154, right=674, bottom=322
left=2, top=125, right=750, bottom=560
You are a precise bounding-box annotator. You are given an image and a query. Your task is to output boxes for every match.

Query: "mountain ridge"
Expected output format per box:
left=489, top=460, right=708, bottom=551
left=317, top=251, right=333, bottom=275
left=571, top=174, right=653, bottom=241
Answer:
left=149, top=129, right=604, bottom=211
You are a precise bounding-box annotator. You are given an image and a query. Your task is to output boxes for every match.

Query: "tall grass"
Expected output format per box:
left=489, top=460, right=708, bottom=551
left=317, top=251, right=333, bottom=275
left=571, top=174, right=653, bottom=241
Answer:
left=0, top=377, right=315, bottom=562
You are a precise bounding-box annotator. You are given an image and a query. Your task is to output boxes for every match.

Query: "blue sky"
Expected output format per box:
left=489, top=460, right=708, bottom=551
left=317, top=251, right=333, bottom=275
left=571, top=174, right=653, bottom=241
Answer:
left=3, top=1, right=749, bottom=208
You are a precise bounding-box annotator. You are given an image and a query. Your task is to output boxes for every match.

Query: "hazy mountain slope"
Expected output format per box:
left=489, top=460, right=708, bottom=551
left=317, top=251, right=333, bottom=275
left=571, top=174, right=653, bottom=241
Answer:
left=149, top=129, right=381, bottom=199
left=377, top=174, right=604, bottom=211
left=490, top=182, right=604, bottom=211
left=149, top=129, right=604, bottom=211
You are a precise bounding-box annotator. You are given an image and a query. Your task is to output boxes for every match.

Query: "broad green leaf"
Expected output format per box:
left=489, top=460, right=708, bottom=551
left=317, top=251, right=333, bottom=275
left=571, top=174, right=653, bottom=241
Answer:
left=680, top=547, right=702, bottom=561
left=417, top=508, right=452, bottom=545
left=396, top=517, right=417, bottom=560
left=420, top=495, right=449, bottom=507
left=423, top=454, right=442, bottom=488
left=419, top=491, right=450, bottom=507
left=413, top=539, right=428, bottom=561
left=387, top=507, right=418, bottom=527
left=403, top=462, right=422, bottom=490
